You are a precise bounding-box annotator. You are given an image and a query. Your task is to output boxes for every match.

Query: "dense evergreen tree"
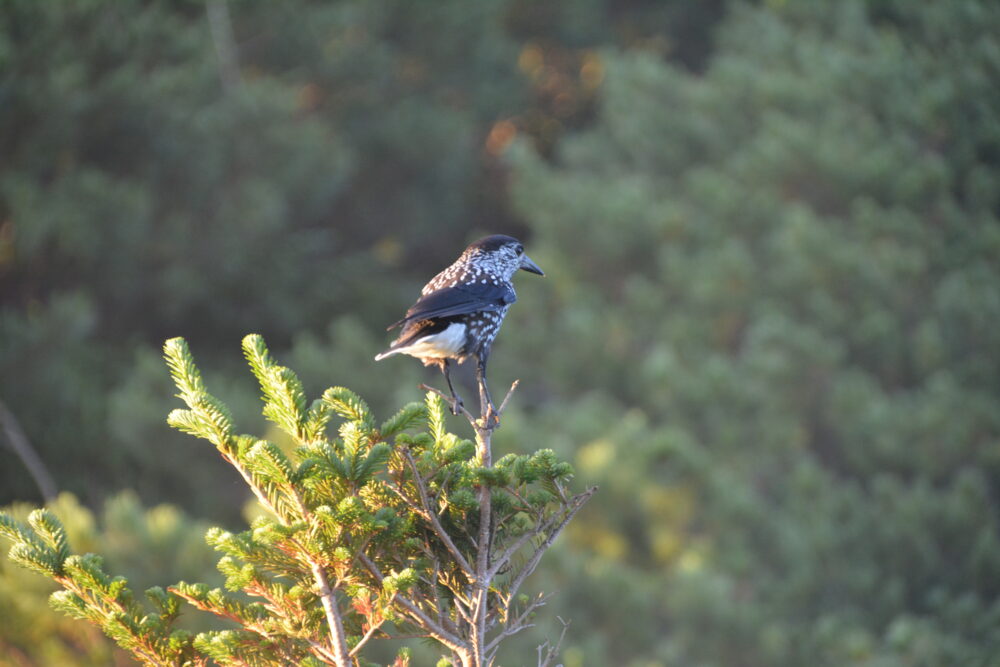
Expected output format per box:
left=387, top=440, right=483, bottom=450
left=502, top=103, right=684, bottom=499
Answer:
left=0, top=0, right=524, bottom=510
left=2, top=336, right=591, bottom=666
left=0, top=0, right=726, bottom=515
left=501, top=1, right=1000, bottom=664
left=2, top=0, right=999, bottom=664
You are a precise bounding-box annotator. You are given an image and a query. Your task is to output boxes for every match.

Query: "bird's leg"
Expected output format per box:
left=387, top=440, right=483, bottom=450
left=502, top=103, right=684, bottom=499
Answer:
left=475, top=353, right=498, bottom=427
left=438, top=359, right=463, bottom=415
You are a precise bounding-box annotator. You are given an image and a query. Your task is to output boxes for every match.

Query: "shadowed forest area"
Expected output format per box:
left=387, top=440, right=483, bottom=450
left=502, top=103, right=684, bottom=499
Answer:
left=2, top=1, right=1000, bottom=665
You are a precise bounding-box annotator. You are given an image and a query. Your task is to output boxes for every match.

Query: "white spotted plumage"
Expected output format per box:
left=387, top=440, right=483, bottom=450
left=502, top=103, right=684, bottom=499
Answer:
left=374, top=234, right=544, bottom=418
left=375, top=234, right=543, bottom=415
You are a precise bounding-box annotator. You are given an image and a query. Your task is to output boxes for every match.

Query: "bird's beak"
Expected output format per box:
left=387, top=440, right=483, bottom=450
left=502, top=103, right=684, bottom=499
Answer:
left=519, top=254, right=544, bottom=276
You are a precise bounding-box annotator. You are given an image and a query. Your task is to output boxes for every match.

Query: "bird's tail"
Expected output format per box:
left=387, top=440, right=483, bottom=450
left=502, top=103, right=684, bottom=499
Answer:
left=374, top=348, right=401, bottom=361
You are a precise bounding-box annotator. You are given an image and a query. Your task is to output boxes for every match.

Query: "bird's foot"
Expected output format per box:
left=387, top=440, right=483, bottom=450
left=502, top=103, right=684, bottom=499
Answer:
left=420, top=383, right=475, bottom=421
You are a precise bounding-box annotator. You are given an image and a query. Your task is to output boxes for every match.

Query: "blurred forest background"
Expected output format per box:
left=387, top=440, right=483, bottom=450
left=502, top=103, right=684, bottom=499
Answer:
left=2, top=0, right=1000, bottom=665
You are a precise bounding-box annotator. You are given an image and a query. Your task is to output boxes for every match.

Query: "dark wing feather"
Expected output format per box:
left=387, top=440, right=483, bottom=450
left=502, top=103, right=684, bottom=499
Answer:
left=387, top=283, right=515, bottom=330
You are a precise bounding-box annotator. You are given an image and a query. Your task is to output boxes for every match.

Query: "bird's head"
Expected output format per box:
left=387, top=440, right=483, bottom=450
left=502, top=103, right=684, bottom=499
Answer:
left=462, top=235, right=544, bottom=281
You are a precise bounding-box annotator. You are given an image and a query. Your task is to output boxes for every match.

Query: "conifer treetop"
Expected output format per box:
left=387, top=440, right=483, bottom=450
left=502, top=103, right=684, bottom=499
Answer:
left=1, top=335, right=595, bottom=667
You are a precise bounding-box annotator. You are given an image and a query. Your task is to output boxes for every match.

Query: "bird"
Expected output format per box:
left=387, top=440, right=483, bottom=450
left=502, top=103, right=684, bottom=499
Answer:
left=375, top=234, right=544, bottom=422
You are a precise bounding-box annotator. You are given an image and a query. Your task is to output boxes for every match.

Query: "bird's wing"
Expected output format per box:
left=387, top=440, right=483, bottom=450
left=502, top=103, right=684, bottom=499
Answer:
left=387, top=282, right=516, bottom=330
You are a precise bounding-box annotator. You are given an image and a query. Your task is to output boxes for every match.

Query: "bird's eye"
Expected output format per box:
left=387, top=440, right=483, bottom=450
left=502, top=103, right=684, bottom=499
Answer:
left=515, top=244, right=523, bottom=255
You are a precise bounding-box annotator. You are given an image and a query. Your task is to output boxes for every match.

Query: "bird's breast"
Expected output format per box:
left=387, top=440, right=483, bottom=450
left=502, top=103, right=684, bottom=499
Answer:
left=463, top=305, right=510, bottom=350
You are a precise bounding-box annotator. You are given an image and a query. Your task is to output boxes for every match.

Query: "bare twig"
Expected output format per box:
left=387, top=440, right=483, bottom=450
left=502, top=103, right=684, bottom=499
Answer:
left=496, top=380, right=520, bottom=418
left=401, top=447, right=474, bottom=576
left=488, top=517, right=556, bottom=581
left=348, top=613, right=388, bottom=658
left=420, top=383, right=476, bottom=422
left=429, top=560, right=446, bottom=629
left=489, top=485, right=595, bottom=583
left=307, top=639, right=343, bottom=665
left=537, top=617, right=570, bottom=667
left=0, top=398, right=57, bottom=501
left=358, top=553, right=468, bottom=654
left=421, top=379, right=519, bottom=433
left=486, top=592, right=552, bottom=656
left=506, top=487, right=597, bottom=606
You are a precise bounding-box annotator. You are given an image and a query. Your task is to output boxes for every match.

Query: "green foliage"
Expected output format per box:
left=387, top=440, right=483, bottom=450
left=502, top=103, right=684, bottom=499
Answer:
left=323, top=386, right=377, bottom=438
left=165, top=338, right=237, bottom=452
left=0, top=0, right=727, bottom=516
left=2, top=335, right=589, bottom=666
left=494, top=1, right=1000, bottom=664
left=0, top=492, right=220, bottom=666
left=379, top=403, right=428, bottom=439
left=3, top=0, right=999, bottom=665
left=0, top=0, right=491, bottom=510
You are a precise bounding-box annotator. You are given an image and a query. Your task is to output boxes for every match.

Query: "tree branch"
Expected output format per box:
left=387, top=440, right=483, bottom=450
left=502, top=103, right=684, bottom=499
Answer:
left=358, top=553, right=468, bottom=654
left=219, top=453, right=352, bottom=666
left=288, top=484, right=352, bottom=667
left=486, top=592, right=552, bottom=656
left=400, top=447, right=474, bottom=577
left=536, top=617, right=570, bottom=667
left=308, top=562, right=351, bottom=667
left=348, top=615, right=387, bottom=658
left=505, top=487, right=597, bottom=606
left=495, top=380, right=520, bottom=419
left=420, top=383, right=476, bottom=423
left=468, top=423, right=495, bottom=665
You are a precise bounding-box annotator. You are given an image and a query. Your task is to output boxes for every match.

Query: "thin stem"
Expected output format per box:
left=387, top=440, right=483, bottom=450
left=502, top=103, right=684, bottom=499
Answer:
left=470, top=425, right=493, bottom=666
left=430, top=560, right=446, bottom=629
left=288, top=490, right=352, bottom=667
left=496, top=380, right=520, bottom=418
left=310, top=563, right=351, bottom=667
left=486, top=592, right=552, bottom=656
left=420, top=384, right=476, bottom=422
left=0, top=399, right=57, bottom=501
left=536, top=617, right=570, bottom=667
left=417, top=376, right=585, bottom=666
left=307, top=640, right=343, bottom=665
left=401, top=447, right=474, bottom=577
left=358, top=553, right=468, bottom=654
left=488, top=518, right=553, bottom=581
left=505, top=487, right=597, bottom=606
left=348, top=614, right=387, bottom=658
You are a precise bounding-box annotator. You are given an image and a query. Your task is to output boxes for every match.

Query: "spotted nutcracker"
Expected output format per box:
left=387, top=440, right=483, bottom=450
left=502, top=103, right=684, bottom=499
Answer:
left=375, top=234, right=544, bottom=420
